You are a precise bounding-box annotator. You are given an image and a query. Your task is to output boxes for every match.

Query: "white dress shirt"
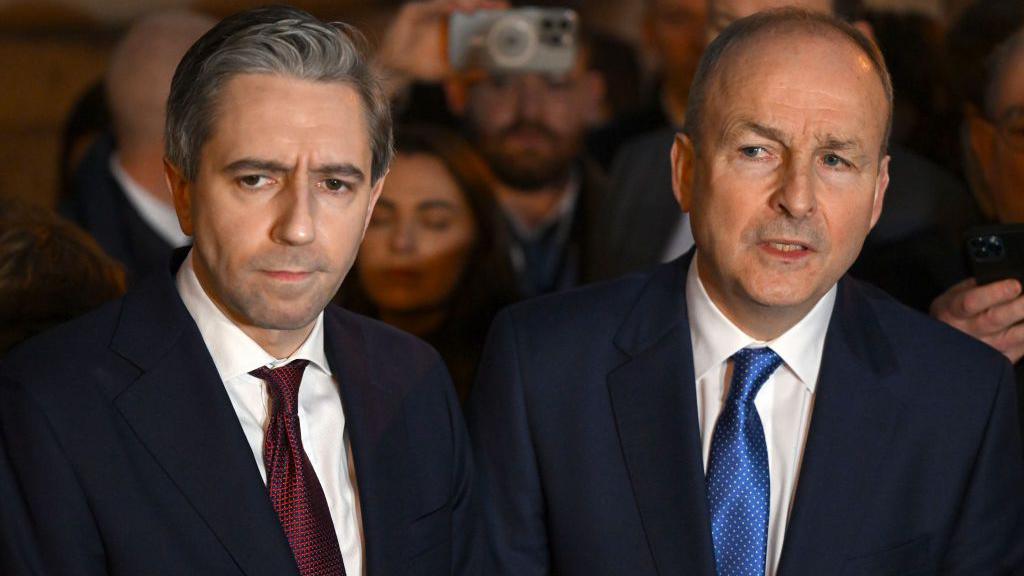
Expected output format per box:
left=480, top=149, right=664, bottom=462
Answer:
left=109, top=154, right=190, bottom=248
left=176, top=251, right=364, bottom=575
left=686, top=254, right=836, bottom=575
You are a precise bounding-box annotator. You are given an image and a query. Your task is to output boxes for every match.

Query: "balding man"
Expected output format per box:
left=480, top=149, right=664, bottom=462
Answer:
left=600, top=0, right=979, bottom=314
left=470, top=9, right=1024, bottom=575
left=64, top=10, right=214, bottom=282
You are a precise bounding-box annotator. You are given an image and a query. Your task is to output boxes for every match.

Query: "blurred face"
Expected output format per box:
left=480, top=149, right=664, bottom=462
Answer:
left=706, top=0, right=831, bottom=42
left=673, top=31, right=889, bottom=337
left=971, top=45, right=1024, bottom=223
left=647, top=0, right=707, bottom=86
left=462, top=60, right=601, bottom=190
left=357, top=153, right=477, bottom=314
left=168, top=74, right=383, bottom=341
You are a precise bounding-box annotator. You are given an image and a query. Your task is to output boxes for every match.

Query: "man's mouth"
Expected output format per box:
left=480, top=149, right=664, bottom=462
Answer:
left=766, top=241, right=808, bottom=252
left=263, top=270, right=313, bottom=282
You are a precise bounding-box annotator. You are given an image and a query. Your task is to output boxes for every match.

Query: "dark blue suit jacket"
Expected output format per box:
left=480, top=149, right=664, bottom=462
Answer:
left=0, top=255, right=478, bottom=576
left=469, top=252, right=1024, bottom=575
left=61, top=134, right=175, bottom=284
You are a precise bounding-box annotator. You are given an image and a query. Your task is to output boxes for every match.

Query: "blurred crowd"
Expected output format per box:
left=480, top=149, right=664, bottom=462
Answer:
left=2, top=0, right=1024, bottom=416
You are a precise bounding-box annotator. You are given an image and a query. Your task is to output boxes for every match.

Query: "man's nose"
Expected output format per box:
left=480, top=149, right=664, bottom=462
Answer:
left=271, top=177, right=316, bottom=246
left=771, top=160, right=817, bottom=219
left=514, top=76, right=545, bottom=120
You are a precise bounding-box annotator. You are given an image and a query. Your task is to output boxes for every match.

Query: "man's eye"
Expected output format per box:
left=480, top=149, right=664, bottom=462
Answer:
left=740, top=146, right=767, bottom=158
left=239, top=175, right=271, bottom=188
left=323, top=178, right=349, bottom=192
left=822, top=153, right=850, bottom=168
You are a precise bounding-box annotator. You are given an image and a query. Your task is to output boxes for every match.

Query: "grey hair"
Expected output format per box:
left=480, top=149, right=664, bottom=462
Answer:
left=684, top=7, right=893, bottom=157
left=165, top=5, right=393, bottom=184
left=984, top=26, right=1024, bottom=119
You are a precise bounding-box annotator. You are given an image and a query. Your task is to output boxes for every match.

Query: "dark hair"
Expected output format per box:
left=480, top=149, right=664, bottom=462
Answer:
left=946, top=0, right=1024, bottom=116
left=165, top=5, right=393, bottom=185
left=339, top=125, right=518, bottom=401
left=684, top=7, right=893, bottom=156
left=0, top=202, right=126, bottom=354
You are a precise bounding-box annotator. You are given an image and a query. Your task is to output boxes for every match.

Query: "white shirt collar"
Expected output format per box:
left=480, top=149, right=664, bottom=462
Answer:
left=110, top=153, right=190, bottom=248
left=175, top=249, right=331, bottom=381
left=686, top=252, right=836, bottom=392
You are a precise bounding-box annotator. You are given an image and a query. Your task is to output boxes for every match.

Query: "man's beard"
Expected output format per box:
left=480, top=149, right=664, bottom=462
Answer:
left=476, top=121, right=580, bottom=192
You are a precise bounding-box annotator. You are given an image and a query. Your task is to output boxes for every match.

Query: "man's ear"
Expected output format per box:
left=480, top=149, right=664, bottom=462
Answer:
left=869, top=154, right=890, bottom=229
left=164, top=159, right=193, bottom=236
left=671, top=132, right=696, bottom=213
left=967, top=107, right=999, bottom=219
left=361, top=172, right=388, bottom=239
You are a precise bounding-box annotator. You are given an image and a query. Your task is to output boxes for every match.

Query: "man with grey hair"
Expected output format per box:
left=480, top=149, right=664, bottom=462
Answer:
left=64, top=10, right=214, bottom=283
left=470, top=8, right=1024, bottom=576
left=0, top=6, right=477, bottom=576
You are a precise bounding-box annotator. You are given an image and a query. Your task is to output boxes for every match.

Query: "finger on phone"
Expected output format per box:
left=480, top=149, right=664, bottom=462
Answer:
left=991, top=320, right=1024, bottom=364
left=976, top=289, right=1024, bottom=333
left=958, top=278, right=1022, bottom=317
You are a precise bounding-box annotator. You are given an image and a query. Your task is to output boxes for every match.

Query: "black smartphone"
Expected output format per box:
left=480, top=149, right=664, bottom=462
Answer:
left=964, top=223, right=1024, bottom=285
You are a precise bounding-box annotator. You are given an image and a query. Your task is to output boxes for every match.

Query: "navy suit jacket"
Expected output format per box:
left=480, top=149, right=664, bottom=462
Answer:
left=0, top=255, right=478, bottom=576
left=469, top=252, right=1024, bottom=575
left=62, top=134, right=175, bottom=284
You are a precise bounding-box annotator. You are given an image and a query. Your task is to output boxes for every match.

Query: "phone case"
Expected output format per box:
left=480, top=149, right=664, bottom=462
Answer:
left=964, top=223, right=1024, bottom=285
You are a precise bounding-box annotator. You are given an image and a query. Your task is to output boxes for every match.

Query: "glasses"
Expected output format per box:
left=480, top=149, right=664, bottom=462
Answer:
left=990, top=107, right=1024, bottom=152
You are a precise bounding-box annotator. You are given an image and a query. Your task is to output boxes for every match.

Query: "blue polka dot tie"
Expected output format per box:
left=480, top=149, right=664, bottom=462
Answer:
left=706, top=347, right=782, bottom=576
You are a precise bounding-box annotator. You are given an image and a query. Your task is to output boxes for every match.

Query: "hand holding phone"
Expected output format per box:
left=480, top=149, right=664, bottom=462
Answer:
left=929, top=223, right=1024, bottom=362
left=375, top=0, right=508, bottom=96
left=448, top=7, right=578, bottom=75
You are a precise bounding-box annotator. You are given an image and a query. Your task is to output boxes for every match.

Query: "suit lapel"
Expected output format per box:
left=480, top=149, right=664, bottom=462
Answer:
left=110, top=266, right=299, bottom=576
left=607, top=253, right=717, bottom=576
left=777, top=280, right=903, bottom=574
left=324, top=310, right=408, bottom=576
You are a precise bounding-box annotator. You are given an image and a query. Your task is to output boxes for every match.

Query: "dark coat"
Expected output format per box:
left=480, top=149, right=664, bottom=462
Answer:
left=0, top=254, right=479, bottom=576
left=469, top=251, right=1024, bottom=575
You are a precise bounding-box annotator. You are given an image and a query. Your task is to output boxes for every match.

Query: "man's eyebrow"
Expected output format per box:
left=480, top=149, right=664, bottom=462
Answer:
left=310, top=163, right=366, bottom=183
left=817, top=135, right=863, bottom=151
left=224, top=158, right=291, bottom=173
left=222, top=159, right=367, bottom=183
left=728, top=121, right=789, bottom=145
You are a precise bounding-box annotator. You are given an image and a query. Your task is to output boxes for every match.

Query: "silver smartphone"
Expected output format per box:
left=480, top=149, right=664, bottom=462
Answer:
left=448, top=7, right=578, bottom=74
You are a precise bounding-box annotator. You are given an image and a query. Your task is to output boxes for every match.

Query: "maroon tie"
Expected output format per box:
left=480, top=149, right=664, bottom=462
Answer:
left=250, top=360, right=346, bottom=576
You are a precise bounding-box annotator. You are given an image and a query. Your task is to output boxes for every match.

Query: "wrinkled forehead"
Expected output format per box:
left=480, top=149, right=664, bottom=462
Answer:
left=708, top=28, right=889, bottom=142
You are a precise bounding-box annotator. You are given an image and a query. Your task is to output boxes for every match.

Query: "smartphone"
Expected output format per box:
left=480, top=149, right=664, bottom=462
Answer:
left=448, top=7, right=578, bottom=75
left=964, top=223, right=1024, bottom=285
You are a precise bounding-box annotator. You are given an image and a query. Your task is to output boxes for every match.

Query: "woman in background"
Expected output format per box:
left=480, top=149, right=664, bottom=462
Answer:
left=339, top=125, right=518, bottom=402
